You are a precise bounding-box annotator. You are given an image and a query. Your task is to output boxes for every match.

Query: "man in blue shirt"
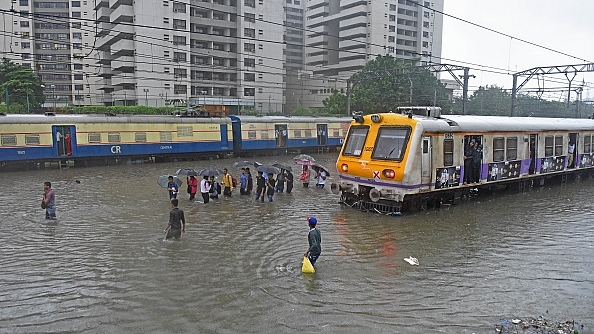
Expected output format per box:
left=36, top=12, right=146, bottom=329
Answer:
left=240, top=168, right=249, bottom=195
left=42, top=181, right=56, bottom=220
left=167, top=176, right=179, bottom=200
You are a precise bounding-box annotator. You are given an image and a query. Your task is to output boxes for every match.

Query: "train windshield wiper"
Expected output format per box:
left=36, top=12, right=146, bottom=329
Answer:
left=386, top=146, right=398, bottom=158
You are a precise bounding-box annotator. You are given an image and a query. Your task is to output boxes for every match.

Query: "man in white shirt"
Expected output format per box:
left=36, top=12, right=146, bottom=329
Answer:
left=200, top=175, right=211, bottom=203
left=317, top=170, right=327, bottom=188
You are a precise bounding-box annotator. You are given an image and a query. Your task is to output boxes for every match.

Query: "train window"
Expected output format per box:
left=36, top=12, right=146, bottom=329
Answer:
left=342, top=129, right=348, bottom=137
left=260, top=131, right=269, bottom=139
left=371, top=126, right=410, bottom=161
left=443, top=138, right=453, bottom=166
left=1, top=134, right=17, bottom=146
left=135, top=132, right=147, bottom=143
left=304, top=130, right=312, bottom=137
left=544, top=136, right=554, bottom=156
left=506, top=137, right=517, bottom=160
left=333, top=130, right=339, bottom=137
left=342, top=126, right=368, bottom=157
left=493, top=137, right=505, bottom=162
left=108, top=133, right=121, bottom=143
left=554, top=135, right=563, bottom=156
left=584, top=135, right=592, bottom=153
left=293, top=130, right=301, bottom=138
left=177, top=126, right=193, bottom=137
left=160, top=132, right=172, bottom=142
left=88, top=133, right=101, bottom=143
left=25, top=134, right=40, bottom=145
left=248, top=131, right=257, bottom=139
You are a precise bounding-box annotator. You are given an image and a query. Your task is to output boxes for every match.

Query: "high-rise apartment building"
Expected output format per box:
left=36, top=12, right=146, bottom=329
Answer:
left=296, top=0, right=444, bottom=109
left=0, top=0, right=97, bottom=107
left=94, top=0, right=284, bottom=111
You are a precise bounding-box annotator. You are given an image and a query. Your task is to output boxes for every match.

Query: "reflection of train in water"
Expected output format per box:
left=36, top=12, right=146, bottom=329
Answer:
left=332, top=107, right=594, bottom=213
left=0, top=113, right=350, bottom=170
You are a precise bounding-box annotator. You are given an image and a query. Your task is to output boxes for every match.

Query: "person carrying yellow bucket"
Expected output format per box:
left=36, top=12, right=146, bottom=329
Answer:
left=303, top=217, right=321, bottom=273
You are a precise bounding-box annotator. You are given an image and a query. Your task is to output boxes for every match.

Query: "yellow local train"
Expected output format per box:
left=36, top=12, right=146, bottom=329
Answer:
left=333, top=107, right=594, bottom=213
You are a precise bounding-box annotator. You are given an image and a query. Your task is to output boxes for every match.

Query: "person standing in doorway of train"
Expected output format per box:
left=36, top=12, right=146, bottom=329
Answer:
left=303, top=217, right=321, bottom=266
left=187, top=175, right=198, bottom=201
left=568, top=141, right=576, bottom=168
left=221, top=168, right=233, bottom=197
left=246, top=167, right=253, bottom=195
left=240, top=168, right=249, bottom=195
left=300, top=165, right=311, bottom=188
left=167, top=176, right=179, bottom=200
left=163, top=198, right=185, bottom=240
left=463, top=140, right=475, bottom=184
left=42, top=181, right=56, bottom=220
left=472, top=143, right=482, bottom=183
left=200, top=175, right=211, bottom=203
left=255, top=171, right=266, bottom=202
left=56, top=130, right=64, bottom=156
left=65, top=132, right=72, bottom=156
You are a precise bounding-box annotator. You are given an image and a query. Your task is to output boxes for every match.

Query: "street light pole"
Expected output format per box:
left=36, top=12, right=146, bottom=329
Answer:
left=143, top=89, right=149, bottom=106
left=50, top=84, right=56, bottom=113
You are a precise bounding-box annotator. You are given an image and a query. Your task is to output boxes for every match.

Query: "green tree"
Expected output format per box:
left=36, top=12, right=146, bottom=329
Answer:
left=466, top=85, right=511, bottom=116
left=341, top=55, right=453, bottom=114
left=0, top=58, right=45, bottom=112
left=321, top=90, right=347, bottom=115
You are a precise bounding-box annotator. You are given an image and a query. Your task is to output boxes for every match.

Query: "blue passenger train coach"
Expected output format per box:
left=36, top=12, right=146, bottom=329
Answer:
left=0, top=113, right=351, bottom=169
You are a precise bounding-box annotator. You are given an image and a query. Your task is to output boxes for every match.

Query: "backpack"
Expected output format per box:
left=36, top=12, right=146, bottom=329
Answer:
left=232, top=176, right=238, bottom=187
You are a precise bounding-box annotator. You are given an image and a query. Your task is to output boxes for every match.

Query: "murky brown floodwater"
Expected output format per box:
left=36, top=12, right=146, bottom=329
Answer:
left=1, top=153, right=592, bottom=333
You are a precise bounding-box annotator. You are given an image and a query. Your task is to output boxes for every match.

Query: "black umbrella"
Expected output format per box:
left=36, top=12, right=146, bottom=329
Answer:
left=198, top=168, right=223, bottom=177
left=256, top=165, right=278, bottom=175
left=232, top=161, right=252, bottom=168
left=253, top=161, right=263, bottom=168
left=157, top=175, right=182, bottom=188
left=272, top=162, right=292, bottom=172
left=313, top=163, right=331, bottom=176
left=176, top=168, right=199, bottom=176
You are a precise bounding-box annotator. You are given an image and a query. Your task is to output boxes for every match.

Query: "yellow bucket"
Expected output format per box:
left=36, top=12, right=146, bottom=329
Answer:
left=302, top=256, right=315, bottom=274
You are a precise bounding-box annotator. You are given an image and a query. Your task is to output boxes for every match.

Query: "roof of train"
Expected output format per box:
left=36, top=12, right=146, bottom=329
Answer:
left=413, top=114, right=594, bottom=132
left=0, top=113, right=231, bottom=124
left=230, top=115, right=352, bottom=123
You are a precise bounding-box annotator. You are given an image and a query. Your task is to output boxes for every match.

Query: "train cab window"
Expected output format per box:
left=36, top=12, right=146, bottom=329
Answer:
left=443, top=138, right=453, bottom=166
left=342, top=126, right=369, bottom=157
left=554, top=135, right=563, bottom=156
left=584, top=135, right=592, bottom=153
left=506, top=137, right=517, bottom=160
left=371, top=126, right=410, bottom=161
left=1, top=134, right=17, bottom=146
left=544, top=136, right=554, bottom=156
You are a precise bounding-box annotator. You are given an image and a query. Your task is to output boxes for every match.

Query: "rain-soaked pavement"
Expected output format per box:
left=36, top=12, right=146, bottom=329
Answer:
left=1, top=153, right=592, bottom=333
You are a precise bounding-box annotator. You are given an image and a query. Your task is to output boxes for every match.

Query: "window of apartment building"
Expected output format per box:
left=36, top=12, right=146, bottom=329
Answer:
left=174, top=85, right=187, bottom=94
left=192, top=56, right=207, bottom=65
left=21, top=42, right=30, bottom=48
left=74, top=63, right=82, bottom=69
left=424, top=11, right=430, bottom=18
left=74, top=84, right=83, bottom=91
left=244, top=43, right=255, bottom=52
left=174, top=68, right=187, bottom=78
left=72, top=12, right=81, bottom=18
left=424, top=1, right=431, bottom=7
left=20, top=11, right=29, bottom=18
left=173, top=1, right=186, bottom=12
left=244, top=28, right=255, bottom=38
left=388, top=25, right=395, bottom=32
left=35, top=2, right=69, bottom=8
left=173, top=19, right=186, bottom=29
left=423, top=31, right=429, bottom=38
left=213, top=43, right=224, bottom=50
left=19, top=0, right=28, bottom=5
left=172, top=35, right=186, bottom=45
left=388, top=36, right=395, bottom=42
left=213, top=12, right=224, bottom=20
left=21, top=53, right=30, bottom=60
left=72, top=32, right=82, bottom=39
left=213, top=58, right=224, bottom=66
left=245, top=0, right=255, bottom=7
left=72, top=1, right=81, bottom=7
left=244, top=58, right=255, bottom=67
left=74, top=74, right=83, bottom=80
left=72, top=43, right=82, bottom=49
left=72, top=22, right=81, bottom=29
left=20, top=21, right=29, bottom=27
left=213, top=28, right=224, bottom=36
left=244, top=88, right=255, bottom=96
left=389, top=4, right=396, bottom=10
left=389, top=15, right=395, bottom=22
left=173, top=52, right=186, bottom=62
left=245, top=13, right=255, bottom=23
left=423, top=21, right=430, bottom=28
left=244, top=73, right=255, bottom=81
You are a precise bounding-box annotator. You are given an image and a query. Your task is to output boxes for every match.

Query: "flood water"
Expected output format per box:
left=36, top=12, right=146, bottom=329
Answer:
left=1, top=153, right=592, bottom=333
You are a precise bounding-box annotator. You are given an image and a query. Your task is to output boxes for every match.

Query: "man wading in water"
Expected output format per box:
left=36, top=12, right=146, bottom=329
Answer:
left=163, top=198, right=186, bottom=240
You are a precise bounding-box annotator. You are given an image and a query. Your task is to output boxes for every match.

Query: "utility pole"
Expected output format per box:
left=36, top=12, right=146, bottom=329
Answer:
left=458, top=68, right=475, bottom=115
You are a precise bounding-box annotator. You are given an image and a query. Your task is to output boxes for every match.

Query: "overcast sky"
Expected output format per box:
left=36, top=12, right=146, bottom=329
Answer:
left=440, top=0, right=594, bottom=102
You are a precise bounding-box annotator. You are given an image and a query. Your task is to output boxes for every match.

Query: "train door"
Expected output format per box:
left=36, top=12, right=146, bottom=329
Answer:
left=463, top=135, right=482, bottom=183
left=568, top=133, right=578, bottom=168
left=316, top=124, right=327, bottom=145
left=220, top=124, right=229, bottom=150
left=52, top=125, right=76, bottom=157
left=275, top=124, right=287, bottom=147
left=230, top=117, right=242, bottom=153
left=529, top=134, right=537, bottom=174
left=421, top=136, right=431, bottom=189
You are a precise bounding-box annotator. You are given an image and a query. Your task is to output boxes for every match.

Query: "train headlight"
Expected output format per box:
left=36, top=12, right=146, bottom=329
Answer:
left=340, top=164, right=349, bottom=173
left=382, top=169, right=395, bottom=179
left=370, top=114, right=382, bottom=123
